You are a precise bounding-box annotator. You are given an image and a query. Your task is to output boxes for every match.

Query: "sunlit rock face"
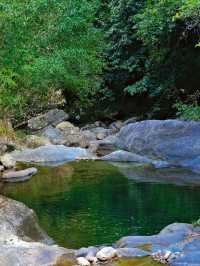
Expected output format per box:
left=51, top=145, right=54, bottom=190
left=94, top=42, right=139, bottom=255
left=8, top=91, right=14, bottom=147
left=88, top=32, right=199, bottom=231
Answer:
left=115, top=119, right=200, bottom=173
left=0, top=195, right=75, bottom=266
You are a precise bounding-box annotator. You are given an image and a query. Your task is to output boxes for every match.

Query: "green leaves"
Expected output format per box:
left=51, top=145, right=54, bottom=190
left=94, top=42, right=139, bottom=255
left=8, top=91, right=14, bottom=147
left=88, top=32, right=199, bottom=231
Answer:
left=0, top=0, right=104, bottom=123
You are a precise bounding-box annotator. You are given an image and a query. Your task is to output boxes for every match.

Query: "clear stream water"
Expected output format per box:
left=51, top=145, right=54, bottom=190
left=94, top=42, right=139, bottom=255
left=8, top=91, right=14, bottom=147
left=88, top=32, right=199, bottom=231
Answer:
left=1, top=161, right=200, bottom=249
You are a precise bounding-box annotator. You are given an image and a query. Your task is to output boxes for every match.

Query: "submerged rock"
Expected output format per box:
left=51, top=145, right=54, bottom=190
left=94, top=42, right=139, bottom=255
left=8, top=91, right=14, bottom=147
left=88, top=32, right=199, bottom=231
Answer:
left=117, top=223, right=192, bottom=249
left=112, top=162, right=200, bottom=186
left=9, top=145, right=93, bottom=164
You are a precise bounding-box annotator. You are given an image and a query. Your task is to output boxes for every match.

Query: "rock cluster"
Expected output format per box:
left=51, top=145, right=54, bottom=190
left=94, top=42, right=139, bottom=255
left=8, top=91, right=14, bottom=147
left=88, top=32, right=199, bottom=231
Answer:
left=26, top=109, right=123, bottom=150
left=117, top=223, right=200, bottom=266
left=76, top=247, right=118, bottom=266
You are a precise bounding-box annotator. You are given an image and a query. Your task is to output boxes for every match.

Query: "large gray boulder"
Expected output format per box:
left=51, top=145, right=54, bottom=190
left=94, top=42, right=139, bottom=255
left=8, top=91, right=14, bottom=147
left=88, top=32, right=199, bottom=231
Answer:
left=10, top=145, right=93, bottom=164
left=0, top=195, right=50, bottom=243
left=116, top=120, right=200, bottom=173
left=28, top=109, right=69, bottom=131
left=0, top=196, right=75, bottom=266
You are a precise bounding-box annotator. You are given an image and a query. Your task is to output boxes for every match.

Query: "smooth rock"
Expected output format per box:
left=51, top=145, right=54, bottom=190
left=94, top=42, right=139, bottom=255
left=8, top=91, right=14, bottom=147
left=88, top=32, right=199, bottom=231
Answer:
left=116, top=119, right=200, bottom=173
left=77, top=257, right=90, bottom=266
left=0, top=153, right=16, bottom=168
left=0, top=195, right=51, bottom=243
left=10, top=145, right=92, bottom=164
left=76, top=247, right=99, bottom=258
left=0, top=195, right=76, bottom=266
left=28, top=109, right=69, bottom=130
left=96, top=247, right=117, bottom=261
left=1, top=167, right=37, bottom=182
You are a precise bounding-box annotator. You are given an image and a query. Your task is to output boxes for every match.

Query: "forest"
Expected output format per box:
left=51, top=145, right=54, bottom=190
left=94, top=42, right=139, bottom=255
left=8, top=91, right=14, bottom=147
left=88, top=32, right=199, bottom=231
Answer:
left=0, top=0, right=200, bottom=124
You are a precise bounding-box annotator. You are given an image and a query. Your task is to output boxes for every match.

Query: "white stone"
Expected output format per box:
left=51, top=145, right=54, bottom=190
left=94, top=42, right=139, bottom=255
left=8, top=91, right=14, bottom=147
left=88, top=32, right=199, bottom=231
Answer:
left=96, top=247, right=117, bottom=261
left=0, top=153, right=16, bottom=168
left=77, top=257, right=90, bottom=266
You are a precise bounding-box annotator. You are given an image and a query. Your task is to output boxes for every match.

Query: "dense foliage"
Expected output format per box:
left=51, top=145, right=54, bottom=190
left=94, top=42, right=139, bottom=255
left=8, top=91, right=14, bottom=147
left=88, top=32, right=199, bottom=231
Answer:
left=1, top=0, right=200, bottom=122
left=102, top=0, right=200, bottom=119
left=0, top=0, right=104, bottom=123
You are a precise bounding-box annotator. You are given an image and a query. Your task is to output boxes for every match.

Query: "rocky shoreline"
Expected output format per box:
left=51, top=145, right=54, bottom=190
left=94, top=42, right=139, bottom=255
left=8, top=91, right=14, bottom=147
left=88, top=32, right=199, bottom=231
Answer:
left=0, top=195, right=200, bottom=266
left=1, top=110, right=200, bottom=184
left=1, top=109, right=200, bottom=265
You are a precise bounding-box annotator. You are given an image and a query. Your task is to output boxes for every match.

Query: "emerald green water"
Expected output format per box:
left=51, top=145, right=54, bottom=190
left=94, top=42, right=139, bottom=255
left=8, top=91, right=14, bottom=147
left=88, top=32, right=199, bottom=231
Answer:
left=1, top=161, right=200, bottom=249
